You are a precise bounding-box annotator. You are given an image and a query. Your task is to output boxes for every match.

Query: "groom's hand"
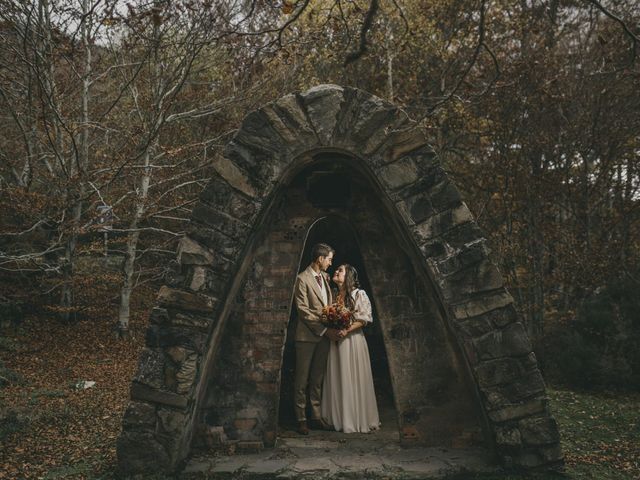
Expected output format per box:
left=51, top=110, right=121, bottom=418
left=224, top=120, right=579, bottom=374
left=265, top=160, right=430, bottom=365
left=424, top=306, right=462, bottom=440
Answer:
left=325, top=328, right=341, bottom=342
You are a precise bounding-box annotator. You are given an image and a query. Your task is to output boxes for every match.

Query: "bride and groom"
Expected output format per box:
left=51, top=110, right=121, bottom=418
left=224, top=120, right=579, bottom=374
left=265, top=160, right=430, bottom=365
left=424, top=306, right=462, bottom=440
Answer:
left=293, top=243, right=380, bottom=435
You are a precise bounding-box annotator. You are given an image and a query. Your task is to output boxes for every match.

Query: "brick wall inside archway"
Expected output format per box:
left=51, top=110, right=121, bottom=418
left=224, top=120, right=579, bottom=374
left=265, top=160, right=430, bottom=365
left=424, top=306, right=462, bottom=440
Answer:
left=197, top=157, right=484, bottom=449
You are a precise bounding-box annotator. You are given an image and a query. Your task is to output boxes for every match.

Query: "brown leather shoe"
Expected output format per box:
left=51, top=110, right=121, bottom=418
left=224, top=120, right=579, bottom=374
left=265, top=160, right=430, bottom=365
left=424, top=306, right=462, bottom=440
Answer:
left=297, top=421, right=309, bottom=435
left=309, top=418, right=333, bottom=431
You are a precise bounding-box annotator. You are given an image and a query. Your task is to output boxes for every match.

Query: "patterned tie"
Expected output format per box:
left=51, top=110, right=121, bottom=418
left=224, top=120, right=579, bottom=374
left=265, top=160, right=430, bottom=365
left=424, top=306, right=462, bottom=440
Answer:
left=316, top=275, right=322, bottom=289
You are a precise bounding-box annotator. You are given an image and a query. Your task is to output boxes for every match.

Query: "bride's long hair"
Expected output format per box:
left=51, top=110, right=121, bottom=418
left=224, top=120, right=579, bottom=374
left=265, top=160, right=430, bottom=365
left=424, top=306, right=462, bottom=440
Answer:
left=340, top=264, right=360, bottom=310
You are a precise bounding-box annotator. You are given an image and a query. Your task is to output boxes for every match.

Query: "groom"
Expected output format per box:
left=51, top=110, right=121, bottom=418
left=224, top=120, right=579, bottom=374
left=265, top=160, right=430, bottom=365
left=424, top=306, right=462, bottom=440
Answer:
left=293, top=243, right=342, bottom=435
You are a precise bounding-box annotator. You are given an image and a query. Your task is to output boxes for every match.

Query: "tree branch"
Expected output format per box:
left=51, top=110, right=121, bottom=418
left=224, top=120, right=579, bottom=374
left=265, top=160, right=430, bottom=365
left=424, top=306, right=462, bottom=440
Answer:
left=344, top=0, right=380, bottom=65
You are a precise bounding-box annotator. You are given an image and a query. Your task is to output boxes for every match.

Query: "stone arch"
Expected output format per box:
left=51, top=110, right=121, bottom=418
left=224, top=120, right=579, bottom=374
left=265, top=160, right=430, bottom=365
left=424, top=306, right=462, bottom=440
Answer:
left=117, top=85, right=562, bottom=474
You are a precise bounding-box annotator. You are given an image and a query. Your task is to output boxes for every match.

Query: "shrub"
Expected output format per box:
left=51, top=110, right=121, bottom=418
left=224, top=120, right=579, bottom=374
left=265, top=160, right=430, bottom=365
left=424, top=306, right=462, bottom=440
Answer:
left=546, top=274, right=640, bottom=391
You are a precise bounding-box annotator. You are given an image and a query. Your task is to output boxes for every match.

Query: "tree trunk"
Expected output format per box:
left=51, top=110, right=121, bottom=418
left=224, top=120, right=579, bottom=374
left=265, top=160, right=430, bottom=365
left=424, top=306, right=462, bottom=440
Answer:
left=60, top=0, right=92, bottom=322
left=525, top=153, right=545, bottom=342
left=116, top=143, right=154, bottom=338
left=385, top=17, right=394, bottom=102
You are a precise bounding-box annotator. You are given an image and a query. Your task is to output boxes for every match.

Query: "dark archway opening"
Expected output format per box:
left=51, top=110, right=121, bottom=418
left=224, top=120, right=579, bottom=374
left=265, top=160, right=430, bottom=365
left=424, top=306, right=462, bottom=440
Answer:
left=278, top=214, right=397, bottom=434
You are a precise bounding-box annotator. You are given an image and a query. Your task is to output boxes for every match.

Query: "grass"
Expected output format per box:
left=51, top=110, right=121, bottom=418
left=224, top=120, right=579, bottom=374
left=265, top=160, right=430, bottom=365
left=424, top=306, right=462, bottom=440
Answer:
left=549, top=388, right=639, bottom=479
left=43, top=461, right=93, bottom=479
left=0, top=409, right=31, bottom=441
left=448, top=388, right=640, bottom=480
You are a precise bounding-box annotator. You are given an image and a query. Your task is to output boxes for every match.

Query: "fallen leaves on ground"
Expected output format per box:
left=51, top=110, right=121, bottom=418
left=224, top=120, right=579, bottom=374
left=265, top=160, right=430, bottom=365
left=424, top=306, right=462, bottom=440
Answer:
left=0, top=284, right=154, bottom=479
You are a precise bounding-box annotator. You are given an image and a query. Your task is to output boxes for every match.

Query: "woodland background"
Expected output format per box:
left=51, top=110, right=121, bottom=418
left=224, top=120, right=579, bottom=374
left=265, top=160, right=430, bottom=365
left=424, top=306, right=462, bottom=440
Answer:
left=0, top=0, right=639, bottom=478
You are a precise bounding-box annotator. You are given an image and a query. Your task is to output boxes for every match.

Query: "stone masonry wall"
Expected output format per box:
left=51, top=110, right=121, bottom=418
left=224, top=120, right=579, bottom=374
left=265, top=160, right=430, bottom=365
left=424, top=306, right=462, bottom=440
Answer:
left=117, top=84, right=562, bottom=474
left=200, top=187, right=308, bottom=447
left=200, top=173, right=482, bottom=448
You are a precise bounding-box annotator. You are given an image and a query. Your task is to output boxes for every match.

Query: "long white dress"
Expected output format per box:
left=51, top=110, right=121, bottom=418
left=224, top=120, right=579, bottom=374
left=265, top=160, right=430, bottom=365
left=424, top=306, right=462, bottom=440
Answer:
left=321, top=288, right=381, bottom=433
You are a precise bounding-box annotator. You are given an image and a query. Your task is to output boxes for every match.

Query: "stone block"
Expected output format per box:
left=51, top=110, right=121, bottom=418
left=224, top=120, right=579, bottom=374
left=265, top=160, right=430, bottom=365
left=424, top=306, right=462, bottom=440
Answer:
left=210, top=153, right=257, bottom=198
left=348, top=91, right=396, bottom=144
left=157, top=286, right=217, bottom=313
left=419, top=239, right=448, bottom=258
left=439, top=222, right=486, bottom=251
left=329, top=91, right=372, bottom=148
left=168, top=311, right=212, bottom=331
left=473, top=322, right=532, bottom=360
left=413, top=204, right=474, bottom=243
left=519, top=416, right=560, bottom=446
left=191, top=202, right=250, bottom=240
left=122, top=401, right=157, bottom=430
left=299, top=84, right=344, bottom=144
left=511, top=450, right=545, bottom=468
left=487, top=397, right=548, bottom=423
left=436, top=239, right=489, bottom=275
left=482, top=370, right=546, bottom=408
left=234, top=109, right=288, bottom=156
left=133, top=348, right=165, bottom=389
left=394, top=199, right=417, bottom=226
left=438, top=260, right=504, bottom=302
left=224, top=141, right=283, bottom=191
left=177, top=237, right=214, bottom=265
left=484, top=305, right=519, bottom=328
left=410, top=146, right=439, bottom=174
left=495, top=426, right=522, bottom=446
left=117, top=431, right=171, bottom=475
left=378, top=157, right=419, bottom=190
left=382, top=129, right=429, bottom=163
left=198, top=175, right=232, bottom=209
left=455, top=315, right=495, bottom=338
left=188, top=224, right=243, bottom=259
left=130, top=382, right=189, bottom=409
left=430, top=180, right=463, bottom=212
left=203, top=268, right=230, bottom=296
left=157, top=408, right=186, bottom=436
left=272, top=94, right=317, bottom=142
left=175, top=353, right=198, bottom=394
left=501, top=322, right=533, bottom=356
left=399, top=191, right=435, bottom=225
left=392, top=165, right=446, bottom=201
left=539, top=444, right=564, bottom=464
left=163, top=261, right=185, bottom=288
left=261, top=105, right=299, bottom=144
left=475, top=357, right=528, bottom=387
left=451, top=290, right=514, bottom=320
left=362, top=109, right=412, bottom=156
left=237, top=440, right=264, bottom=452
left=166, top=346, right=188, bottom=363
left=189, top=266, right=207, bottom=292
left=149, top=307, right=169, bottom=325
left=146, top=324, right=207, bottom=353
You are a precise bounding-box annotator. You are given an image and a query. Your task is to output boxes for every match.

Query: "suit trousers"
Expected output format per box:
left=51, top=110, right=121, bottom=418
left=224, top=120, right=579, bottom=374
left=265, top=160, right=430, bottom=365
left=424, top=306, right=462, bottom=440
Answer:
left=294, top=337, right=330, bottom=422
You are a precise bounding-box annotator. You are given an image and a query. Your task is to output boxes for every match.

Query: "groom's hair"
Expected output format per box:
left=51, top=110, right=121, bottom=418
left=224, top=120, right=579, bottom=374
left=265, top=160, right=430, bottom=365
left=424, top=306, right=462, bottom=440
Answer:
left=311, top=243, right=334, bottom=261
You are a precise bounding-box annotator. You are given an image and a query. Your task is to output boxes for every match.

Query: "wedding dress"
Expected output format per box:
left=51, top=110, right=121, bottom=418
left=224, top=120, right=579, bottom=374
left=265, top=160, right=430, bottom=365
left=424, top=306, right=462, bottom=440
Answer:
left=321, top=288, right=381, bottom=433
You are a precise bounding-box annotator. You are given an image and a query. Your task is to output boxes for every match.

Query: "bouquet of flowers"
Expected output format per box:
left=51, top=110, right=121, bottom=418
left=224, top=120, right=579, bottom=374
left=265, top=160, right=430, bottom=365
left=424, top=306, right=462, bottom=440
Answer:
left=321, top=298, right=352, bottom=330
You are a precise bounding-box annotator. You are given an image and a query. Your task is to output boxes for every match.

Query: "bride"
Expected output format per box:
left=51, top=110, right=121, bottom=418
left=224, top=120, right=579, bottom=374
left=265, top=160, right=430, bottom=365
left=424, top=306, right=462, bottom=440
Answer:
left=321, top=263, right=381, bottom=433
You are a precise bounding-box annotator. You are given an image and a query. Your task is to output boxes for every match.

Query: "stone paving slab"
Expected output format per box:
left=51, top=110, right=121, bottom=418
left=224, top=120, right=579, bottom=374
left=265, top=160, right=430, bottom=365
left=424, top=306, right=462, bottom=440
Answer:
left=184, top=444, right=496, bottom=479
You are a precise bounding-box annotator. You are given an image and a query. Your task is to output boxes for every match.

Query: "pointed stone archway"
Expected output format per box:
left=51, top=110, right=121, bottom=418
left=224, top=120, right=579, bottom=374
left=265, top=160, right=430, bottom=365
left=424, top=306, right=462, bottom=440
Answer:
left=117, top=85, right=562, bottom=474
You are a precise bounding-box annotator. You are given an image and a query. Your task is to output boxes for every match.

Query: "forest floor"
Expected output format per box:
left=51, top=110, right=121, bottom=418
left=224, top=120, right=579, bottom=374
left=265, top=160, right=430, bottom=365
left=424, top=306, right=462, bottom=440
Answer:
left=1, top=289, right=639, bottom=479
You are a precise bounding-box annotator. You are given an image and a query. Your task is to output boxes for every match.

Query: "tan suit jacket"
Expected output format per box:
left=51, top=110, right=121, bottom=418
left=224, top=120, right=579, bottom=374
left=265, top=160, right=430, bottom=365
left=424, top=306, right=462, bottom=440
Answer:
left=294, top=265, right=333, bottom=342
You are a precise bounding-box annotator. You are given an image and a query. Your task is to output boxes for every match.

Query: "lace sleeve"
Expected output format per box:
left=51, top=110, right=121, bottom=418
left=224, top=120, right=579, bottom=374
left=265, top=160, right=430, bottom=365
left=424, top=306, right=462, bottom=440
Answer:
left=353, top=290, right=373, bottom=324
